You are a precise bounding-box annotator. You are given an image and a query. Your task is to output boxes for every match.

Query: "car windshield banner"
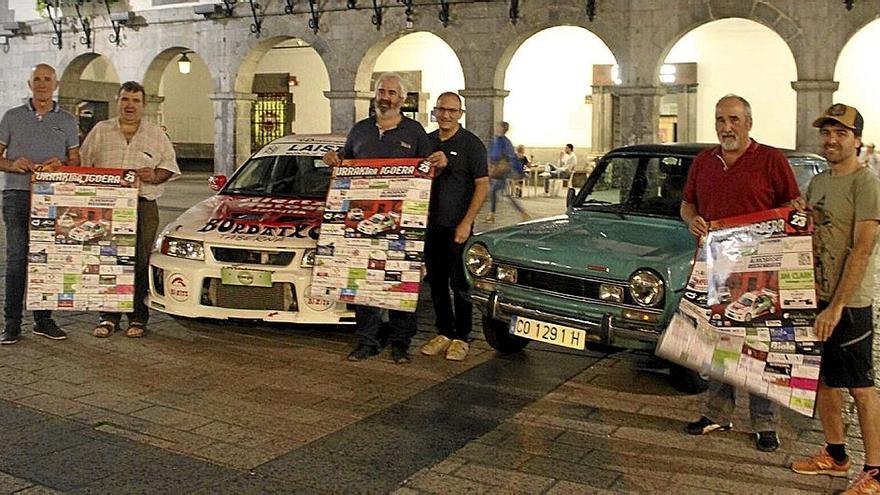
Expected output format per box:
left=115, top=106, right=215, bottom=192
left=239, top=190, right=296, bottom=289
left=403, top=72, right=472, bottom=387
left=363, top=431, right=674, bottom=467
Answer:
left=310, top=158, right=434, bottom=312
left=27, top=165, right=139, bottom=312
left=656, top=207, right=821, bottom=416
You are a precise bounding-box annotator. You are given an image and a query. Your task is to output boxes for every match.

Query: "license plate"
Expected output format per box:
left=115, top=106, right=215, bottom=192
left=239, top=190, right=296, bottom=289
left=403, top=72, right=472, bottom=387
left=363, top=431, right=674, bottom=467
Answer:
left=510, top=316, right=587, bottom=350
left=220, top=267, right=272, bottom=288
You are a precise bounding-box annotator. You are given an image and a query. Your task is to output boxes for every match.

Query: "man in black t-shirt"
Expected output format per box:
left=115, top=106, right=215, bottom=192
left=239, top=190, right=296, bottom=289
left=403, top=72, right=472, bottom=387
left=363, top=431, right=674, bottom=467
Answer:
left=324, top=72, right=446, bottom=364
left=419, top=92, right=489, bottom=361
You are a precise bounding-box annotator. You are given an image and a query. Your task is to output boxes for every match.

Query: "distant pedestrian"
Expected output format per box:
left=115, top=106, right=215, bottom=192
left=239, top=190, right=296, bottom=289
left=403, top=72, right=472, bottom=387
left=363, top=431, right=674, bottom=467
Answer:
left=791, top=104, right=880, bottom=495
left=858, top=142, right=878, bottom=173
left=485, top=122, right=528, bottom=222
left=541, top=143, right=576, bottom=194
left=80, top=81, right=181, bottom=339
left=420, top=92, right=488, bottom=361
left=0, top=63, right=80, bottom=345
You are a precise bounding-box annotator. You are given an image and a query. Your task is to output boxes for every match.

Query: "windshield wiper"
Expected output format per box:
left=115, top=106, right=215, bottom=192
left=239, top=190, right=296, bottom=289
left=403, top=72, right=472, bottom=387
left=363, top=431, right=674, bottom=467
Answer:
left=222, top=187, right=267, bottom=196
left=575, top=199, right=626, bottom=219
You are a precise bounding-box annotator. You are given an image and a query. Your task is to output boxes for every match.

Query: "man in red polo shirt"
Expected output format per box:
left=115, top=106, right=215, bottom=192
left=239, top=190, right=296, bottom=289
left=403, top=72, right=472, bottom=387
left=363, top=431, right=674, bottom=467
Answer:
left=680, top=94, right=802, bottom=452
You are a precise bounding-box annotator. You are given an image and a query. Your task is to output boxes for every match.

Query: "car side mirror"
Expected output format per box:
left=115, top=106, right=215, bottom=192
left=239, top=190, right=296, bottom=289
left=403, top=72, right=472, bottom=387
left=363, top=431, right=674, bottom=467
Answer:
left=566, top=187, right=576, bottom=208
left=208, top=175, right=227, bottom=191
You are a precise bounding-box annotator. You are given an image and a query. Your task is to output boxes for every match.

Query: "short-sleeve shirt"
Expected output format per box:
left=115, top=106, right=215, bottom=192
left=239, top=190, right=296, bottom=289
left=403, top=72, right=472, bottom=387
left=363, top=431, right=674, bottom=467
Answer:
left=807, top=166, right=880, bottom=307
left=340, top=116, right=432, bottom=160
left=0, top=100, right=79, bottom=191
left=682, top=139, right=800, bottom=221
left=428, top=127, right=488, bottom=228
left=79, top=118, right=181, bottom=201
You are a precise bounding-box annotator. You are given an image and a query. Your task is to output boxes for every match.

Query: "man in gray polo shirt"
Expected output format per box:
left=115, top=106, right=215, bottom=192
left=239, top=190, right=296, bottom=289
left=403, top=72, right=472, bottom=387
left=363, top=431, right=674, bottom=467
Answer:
left=0, top=63, right=80, bottom=345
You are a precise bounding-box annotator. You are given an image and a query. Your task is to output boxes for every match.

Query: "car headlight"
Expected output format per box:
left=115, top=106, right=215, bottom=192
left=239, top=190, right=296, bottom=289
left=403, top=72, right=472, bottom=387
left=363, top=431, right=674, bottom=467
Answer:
left=161, top=237, right=205, bottom=261
left=629, top=269, right=664, bottom=307
left=465, top=243, right=492, bottom=276
left=301, top=248, right=316, bottom=267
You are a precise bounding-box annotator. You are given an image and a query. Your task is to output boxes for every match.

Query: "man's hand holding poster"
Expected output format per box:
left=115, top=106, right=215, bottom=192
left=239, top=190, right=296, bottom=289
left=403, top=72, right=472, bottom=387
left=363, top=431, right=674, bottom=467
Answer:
left=657, top=207, right=821, bottom=416
left=310, top=158, right=434, bottom=312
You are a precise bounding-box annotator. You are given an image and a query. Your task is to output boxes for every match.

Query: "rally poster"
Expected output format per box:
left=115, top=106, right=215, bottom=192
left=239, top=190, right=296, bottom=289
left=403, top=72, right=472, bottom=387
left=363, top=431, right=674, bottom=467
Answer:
left=27, top=166, right=139, bottom=312
left=310, top=158, right=434, bottom=312
left=657, top=207, right=821, bottom=416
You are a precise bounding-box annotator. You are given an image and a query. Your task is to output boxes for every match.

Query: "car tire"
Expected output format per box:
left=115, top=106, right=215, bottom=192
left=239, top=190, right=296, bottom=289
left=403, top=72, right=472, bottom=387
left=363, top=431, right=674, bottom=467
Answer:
left=744, top=312, right=752, bottom=322
left=482, top=316, right=530, bottom=354
left=668, top=364, right=710, bottom=394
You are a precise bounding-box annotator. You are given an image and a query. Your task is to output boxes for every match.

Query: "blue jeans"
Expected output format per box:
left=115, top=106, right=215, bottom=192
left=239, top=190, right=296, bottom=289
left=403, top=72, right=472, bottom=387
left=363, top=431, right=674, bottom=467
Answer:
left=489, top=178, right=526, bottom=215
left=354, top=305, right=416, bottom=349
left=704, top=381, right=777, bottom=432
left=3, top=190, right=52, bottom=326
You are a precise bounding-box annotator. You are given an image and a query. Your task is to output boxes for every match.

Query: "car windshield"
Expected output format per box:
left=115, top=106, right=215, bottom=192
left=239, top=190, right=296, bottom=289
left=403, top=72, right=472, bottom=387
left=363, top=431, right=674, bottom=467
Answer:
left=574, top=154, right=690, bottom=218
left=222, top=155, right=332, bottom=198
left=739, top=293, right=756, bottom=304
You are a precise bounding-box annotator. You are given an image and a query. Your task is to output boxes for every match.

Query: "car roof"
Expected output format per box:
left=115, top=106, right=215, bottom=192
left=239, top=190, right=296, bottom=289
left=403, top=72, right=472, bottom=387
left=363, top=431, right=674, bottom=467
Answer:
left=604, top=143, right=824, bottom=160
left=266, top=133, right=347, bottom=146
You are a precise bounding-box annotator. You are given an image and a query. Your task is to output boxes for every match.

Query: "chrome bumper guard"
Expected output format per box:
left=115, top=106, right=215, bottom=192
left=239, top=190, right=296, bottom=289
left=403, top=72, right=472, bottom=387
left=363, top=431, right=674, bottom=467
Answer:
left=472, top=291, right=661, bottom=346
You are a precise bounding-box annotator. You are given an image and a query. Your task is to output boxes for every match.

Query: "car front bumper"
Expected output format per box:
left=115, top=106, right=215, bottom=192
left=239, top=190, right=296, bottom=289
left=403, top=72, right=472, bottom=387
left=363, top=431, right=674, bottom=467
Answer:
left=148, top=253, right=354, bottom=325
left=472, top=289, right=663, bottom=349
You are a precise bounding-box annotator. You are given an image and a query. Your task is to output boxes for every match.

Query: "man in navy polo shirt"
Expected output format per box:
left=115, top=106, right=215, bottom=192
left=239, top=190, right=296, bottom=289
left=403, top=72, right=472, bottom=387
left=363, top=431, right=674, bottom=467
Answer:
left=0, top=64, right=80, bottom=344
left=420, top=92, right=488, bottom=361
left=680, top=94, right=802, bottom=452
left=323, top=72, right=446, bottom=364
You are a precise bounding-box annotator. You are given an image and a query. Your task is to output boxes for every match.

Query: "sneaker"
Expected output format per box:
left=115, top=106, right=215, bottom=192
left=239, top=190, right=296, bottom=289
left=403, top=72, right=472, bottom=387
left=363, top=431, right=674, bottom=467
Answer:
left=33, top=320, right=67, bottom=340
left=791, top=446, right=851, bottom=477
left=420, top=335, right=451, bottom=356
left=1, top=324, right=21, bottom=345
left=756, top=431, right=780, bottom=452
left=390, top=343, right=411, bottom=364
left=539, top=172, right=552, bottom=178
left=445, top=339, right=469, bottom=361
left=842, top=469, right=880, bottom=494
left=686, top=416, right=733, bottom=435
left=347, top=344, right=379, bottom=362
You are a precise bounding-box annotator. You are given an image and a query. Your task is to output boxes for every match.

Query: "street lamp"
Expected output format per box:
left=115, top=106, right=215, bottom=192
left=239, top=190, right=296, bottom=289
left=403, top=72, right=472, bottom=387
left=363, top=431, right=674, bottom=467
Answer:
left=178, top=52, right=192, bottom=74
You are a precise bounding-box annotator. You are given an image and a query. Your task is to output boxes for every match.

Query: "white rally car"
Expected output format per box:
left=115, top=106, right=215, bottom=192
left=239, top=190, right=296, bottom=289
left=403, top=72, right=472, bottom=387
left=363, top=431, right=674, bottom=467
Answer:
left=148, top=134, right=355, bottom=324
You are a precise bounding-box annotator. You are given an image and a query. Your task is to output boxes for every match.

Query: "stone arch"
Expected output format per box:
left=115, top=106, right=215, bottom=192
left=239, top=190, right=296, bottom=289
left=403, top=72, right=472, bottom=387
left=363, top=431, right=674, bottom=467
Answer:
left=833, top=18, right=880, bottom=142
left=58, top=53, right=120, bottom=138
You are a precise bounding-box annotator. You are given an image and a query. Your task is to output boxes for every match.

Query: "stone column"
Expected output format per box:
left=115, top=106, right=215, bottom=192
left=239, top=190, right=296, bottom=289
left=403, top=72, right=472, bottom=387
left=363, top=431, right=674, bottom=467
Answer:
left=791, top=80, right=838, bottom=154
left=144, top=94, right=165, bottom=126
left=612, top=85, right=663, bottom=147
left=324, top=90, right=373, bottom=134
left=590, top=85, right=615, bottom=154
left=675, top=85, right=698, bottom=143
left=209, top=92, right=256, bottom=176
left=458, top=88, right=509, bottom=146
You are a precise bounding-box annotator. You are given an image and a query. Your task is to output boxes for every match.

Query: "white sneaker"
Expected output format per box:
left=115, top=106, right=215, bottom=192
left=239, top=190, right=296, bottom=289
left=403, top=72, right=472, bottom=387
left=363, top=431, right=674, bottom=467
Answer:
left=539, top=172, right=551, bottom=178
left=445, top=339, right=469, bottom=361
left=420, top=335, right=451, bottom=356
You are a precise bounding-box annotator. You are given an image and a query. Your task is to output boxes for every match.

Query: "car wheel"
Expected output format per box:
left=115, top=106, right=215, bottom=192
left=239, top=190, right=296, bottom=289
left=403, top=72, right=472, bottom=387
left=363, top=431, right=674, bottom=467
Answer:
left=744, top=312, right=752, bottom=322
left=770, top=305, right=776, bottom=314
left=482, top=315, right=530, bottom=354
left=668, top=363, right=710, bottom=394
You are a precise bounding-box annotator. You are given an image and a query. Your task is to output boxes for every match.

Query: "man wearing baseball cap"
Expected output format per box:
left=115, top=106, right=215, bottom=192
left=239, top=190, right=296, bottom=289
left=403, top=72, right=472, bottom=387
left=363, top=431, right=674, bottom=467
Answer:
left=791, top=103, right=880, bottom=494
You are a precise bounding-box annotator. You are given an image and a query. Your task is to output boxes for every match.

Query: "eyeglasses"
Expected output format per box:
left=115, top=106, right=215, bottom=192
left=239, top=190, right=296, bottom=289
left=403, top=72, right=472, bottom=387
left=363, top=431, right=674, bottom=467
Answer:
left=433, top=107, right=463, bottom=115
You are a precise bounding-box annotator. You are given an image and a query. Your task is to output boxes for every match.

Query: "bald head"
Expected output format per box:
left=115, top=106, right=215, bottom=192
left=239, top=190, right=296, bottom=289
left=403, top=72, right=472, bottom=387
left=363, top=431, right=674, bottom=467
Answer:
left=28, top=63, right=59, bottom=103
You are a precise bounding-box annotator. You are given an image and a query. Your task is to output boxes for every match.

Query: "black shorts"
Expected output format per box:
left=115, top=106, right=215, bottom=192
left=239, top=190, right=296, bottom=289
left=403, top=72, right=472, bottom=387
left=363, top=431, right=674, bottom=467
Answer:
left=818, top=302, right=875, bottom=389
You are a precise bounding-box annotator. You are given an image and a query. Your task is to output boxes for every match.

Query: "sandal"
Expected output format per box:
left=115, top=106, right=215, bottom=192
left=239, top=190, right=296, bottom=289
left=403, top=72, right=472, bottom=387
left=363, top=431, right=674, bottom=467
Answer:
left=125, top=322, right=146, bottom=338
left=93, top=321, right=117, bottom=338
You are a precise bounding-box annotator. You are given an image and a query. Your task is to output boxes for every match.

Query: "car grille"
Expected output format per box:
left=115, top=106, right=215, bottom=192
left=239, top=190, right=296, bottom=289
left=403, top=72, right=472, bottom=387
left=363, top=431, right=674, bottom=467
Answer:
left=202, top=278, right=298, bottom=311
left=211, top=247, right=295, bottom=266
left=511, top=266, right=636, bottom=305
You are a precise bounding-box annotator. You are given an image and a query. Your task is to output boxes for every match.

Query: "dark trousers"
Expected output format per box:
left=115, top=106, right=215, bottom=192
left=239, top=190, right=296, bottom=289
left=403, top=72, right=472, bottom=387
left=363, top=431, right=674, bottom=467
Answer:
left=355, top=306, right=416, bottom=349
left=100, top=199, right=159, bottom=326
left=424, top=225, right=472, bottom=340
left=3, top=190, right=51, bottom=326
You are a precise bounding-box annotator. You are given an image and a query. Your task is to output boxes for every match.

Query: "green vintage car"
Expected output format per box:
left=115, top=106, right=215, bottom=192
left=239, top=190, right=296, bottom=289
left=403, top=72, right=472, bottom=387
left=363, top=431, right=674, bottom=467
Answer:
left=464, top=143, right=825, bottom=392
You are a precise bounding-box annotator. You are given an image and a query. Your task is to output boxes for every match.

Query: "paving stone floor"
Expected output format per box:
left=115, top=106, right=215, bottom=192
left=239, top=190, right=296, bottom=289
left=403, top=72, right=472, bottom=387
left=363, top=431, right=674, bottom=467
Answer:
left=0, top=175, right=874, bottom=493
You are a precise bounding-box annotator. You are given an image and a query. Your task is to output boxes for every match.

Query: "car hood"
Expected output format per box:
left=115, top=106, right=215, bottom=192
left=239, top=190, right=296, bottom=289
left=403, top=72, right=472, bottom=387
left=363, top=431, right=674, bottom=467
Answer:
left=472, top=211, right=696, bottom=284
left=158, top=194, right=325, bottom=247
